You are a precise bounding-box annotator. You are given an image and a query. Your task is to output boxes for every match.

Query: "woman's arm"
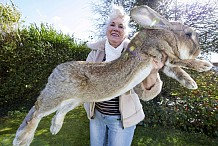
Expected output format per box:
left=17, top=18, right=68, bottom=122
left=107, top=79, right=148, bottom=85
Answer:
left=142, top=71, right=159, bottom=90
left=139, top=52, right=167, bottom=101
left=143, top=52, right=167, bottom=90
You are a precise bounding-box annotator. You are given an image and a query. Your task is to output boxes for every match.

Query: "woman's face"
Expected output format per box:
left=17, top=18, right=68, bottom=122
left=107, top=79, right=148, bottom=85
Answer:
left=106, top=17, right=127, bottom=48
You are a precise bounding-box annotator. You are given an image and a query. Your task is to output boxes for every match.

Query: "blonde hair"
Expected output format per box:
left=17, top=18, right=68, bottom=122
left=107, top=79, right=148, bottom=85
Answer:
left=107, top=5, right=130, bottom=36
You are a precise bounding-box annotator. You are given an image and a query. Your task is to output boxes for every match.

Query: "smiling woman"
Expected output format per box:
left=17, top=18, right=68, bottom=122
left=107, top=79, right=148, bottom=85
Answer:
left=106, top=17, right=127, bottom=48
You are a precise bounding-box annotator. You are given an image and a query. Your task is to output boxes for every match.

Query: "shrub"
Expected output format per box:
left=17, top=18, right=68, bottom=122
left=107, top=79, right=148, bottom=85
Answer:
left=0, top=23, right=90, bottom=115
left=142, top=70, right=218, bottom=137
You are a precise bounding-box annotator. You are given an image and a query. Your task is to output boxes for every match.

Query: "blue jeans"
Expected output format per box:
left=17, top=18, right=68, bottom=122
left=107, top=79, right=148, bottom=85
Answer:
left=90, top=109, right=136, bottom=146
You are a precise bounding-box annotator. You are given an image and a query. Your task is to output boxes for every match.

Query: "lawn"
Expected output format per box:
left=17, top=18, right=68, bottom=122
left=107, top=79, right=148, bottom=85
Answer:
left=0, top=106, right=217, bottom=146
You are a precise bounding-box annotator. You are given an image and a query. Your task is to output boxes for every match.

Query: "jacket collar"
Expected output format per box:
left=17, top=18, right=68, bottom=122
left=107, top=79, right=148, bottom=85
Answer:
left=86, top=38, right=130, bottom=51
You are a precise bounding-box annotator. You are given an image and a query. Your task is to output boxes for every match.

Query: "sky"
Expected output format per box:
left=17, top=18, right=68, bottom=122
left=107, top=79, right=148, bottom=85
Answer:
left=2, top=0, right=218, bottom=62
left=2, top=0, right=97, bottom=41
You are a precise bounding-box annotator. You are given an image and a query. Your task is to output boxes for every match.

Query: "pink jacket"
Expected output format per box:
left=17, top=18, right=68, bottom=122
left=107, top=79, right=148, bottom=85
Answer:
left=84, top=38, right=163, bottom=128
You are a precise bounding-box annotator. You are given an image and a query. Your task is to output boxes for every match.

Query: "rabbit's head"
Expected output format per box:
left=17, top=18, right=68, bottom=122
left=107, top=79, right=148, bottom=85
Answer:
left=170, top=22, right=200, bottom=59
left=130, top=5, right=201, bottom=60
left=130, top=5, right=213, bottom=90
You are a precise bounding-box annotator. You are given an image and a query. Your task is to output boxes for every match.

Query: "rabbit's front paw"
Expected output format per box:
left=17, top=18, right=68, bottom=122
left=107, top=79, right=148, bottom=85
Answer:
left=184, top=79, right=198, bottom=89
left=50, top=114, right=64, bottom=135
left=196, top=60, right=213, bottom=72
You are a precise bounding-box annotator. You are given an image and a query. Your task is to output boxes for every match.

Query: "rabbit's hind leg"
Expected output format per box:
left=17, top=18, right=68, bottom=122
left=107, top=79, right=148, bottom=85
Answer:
left=50, top=98, right=81, bottom=135
left=13, top=106, right=49, bottom=146
left=13, top=106, right=39, bottom=146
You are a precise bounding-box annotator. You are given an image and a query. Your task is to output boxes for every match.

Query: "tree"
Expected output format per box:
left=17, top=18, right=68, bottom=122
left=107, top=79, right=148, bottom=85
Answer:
left=91, top=0, right=218, bottom=55
left=0, top=1, right=21, bottom=41
left=156, top=0, right=218, bottom=54
left=0, top=1, right=21, bottom=87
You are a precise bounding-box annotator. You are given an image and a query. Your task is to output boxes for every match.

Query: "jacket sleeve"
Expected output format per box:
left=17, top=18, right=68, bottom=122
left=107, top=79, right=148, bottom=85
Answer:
left=134, top=73, right=163, bottom=101
left=84, top=50, right=95, bottom=120
left=86, top=50, right=96, bottom=62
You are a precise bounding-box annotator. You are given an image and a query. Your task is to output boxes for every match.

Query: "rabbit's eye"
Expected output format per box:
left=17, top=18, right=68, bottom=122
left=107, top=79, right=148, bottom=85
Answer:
left=185, top=32, right=192, bottom=38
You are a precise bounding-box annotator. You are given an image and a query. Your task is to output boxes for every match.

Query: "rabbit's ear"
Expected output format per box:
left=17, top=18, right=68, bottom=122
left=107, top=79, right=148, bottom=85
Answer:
left=130, top=5, right=172, bottom=28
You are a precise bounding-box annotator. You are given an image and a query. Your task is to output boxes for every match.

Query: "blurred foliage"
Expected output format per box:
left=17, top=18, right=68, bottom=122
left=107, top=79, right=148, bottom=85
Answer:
left=0, top=2, right=21, bottom=41
left=142, top=70, right=218, bottom=137
left=0, top=23, right=90, bottom=115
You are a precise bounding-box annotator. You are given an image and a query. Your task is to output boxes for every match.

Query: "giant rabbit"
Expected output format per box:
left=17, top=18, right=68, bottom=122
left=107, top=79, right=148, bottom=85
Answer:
left=13, top=5, right=213, bottom=146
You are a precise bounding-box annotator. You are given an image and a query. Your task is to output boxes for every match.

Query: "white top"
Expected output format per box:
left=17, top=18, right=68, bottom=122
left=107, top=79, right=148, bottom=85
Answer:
left=104, top=39, right=124, bottom=62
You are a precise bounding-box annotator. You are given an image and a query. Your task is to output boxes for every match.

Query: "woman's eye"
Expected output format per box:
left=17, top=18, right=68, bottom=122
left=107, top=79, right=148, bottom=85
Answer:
left=118, top=25, right=124, bottom=29
left=110, top=23, right=115, bottom=26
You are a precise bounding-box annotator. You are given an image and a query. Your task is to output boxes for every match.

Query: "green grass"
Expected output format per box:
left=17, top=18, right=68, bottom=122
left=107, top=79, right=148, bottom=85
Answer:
left=0, top=106, right=217, bottom=146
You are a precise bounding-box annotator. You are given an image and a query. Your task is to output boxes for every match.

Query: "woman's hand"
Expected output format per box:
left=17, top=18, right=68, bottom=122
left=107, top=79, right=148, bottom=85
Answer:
left=150, top=52, right=167, bottom=74
left=142, top=52, right=167, bottom=90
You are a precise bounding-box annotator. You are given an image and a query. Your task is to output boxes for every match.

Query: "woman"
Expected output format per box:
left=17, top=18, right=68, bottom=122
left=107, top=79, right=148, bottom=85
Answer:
left=84, top=6, right=165, bottom=146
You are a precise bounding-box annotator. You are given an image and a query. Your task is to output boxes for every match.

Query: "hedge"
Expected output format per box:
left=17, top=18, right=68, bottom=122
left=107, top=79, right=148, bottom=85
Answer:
left=0, top=23, right=90, bottom=115
left=142, top=70, right=218, bottom=137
